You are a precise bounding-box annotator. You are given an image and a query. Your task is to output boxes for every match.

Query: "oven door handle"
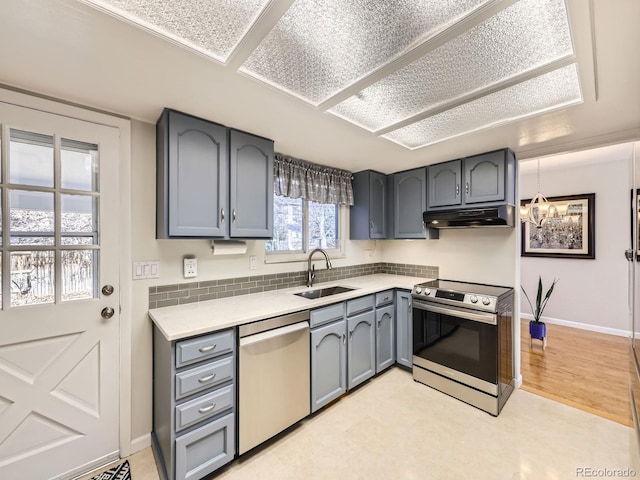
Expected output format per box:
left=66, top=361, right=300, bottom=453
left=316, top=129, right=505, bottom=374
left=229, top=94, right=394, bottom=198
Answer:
left=412, top=300, right=497, bottom=325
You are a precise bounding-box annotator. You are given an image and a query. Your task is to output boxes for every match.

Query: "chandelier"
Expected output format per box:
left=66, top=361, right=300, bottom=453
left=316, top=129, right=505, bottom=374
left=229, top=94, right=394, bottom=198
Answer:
left=520, top=158, right=568, bottom=228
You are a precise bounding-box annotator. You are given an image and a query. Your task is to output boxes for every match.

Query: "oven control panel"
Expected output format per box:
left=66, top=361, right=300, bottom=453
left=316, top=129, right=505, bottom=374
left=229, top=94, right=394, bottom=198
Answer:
left=412, top=284, right=497, bottom=312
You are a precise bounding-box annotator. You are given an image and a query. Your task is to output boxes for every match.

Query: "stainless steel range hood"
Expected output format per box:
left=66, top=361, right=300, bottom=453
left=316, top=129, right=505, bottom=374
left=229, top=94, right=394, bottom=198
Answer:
left=423, top=205, right=515, bottom=228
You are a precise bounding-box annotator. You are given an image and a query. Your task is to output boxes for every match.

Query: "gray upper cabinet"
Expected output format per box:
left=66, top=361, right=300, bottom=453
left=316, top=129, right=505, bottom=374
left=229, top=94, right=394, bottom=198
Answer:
left=157, top=108, right=274, bottom=239
left=157, top=109, right=228, bottom=238
left=229, top=129, right=274, bottom=238
left=427, top=148, right=515, bottom=211
left=464, top=150, right=505, bottom=204
left=393, top=167, right=428, bottom=239
left=427, top=160, right=462, bottom=208
left=350, top=170, right=389, bottom=240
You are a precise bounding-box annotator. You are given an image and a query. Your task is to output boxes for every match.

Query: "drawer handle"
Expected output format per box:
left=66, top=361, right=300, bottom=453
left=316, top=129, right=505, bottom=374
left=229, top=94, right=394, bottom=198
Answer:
left=198, top=373, right=217, bottom=383
left=198, top=403, right=216, bottom=414
left=198, top=344, right=217, bottom=353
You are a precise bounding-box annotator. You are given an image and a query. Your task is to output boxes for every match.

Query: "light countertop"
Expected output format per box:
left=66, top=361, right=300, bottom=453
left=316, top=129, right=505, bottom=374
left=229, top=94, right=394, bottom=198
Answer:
left=149, top=274, right=431, bottom=341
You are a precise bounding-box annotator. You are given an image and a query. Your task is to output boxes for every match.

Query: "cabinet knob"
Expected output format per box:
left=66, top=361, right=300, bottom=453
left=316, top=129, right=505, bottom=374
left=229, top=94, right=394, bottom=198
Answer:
left=456, top=184, right=460, bottom=195
left=342, top=333, right=346, bottom=344
left=221, top=208, right=225, bottom=223
left=232, top=209, right=237, bottom=223
left=198, top=403, right=216, bottom=414
left=465, top=182, right=469, bottom=194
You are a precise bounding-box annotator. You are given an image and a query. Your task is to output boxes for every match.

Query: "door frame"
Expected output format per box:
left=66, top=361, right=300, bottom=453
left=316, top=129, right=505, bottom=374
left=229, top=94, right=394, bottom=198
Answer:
left=0, top=86, right=134, bottom=458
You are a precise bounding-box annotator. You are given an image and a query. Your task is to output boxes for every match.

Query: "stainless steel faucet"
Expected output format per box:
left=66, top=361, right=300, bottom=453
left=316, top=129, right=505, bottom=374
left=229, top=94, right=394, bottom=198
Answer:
left=306, top=248, right=332, bottom=287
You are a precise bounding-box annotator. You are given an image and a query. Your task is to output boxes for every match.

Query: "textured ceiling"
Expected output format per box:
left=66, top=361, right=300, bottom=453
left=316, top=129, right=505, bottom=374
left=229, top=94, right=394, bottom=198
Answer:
left=81, top=0, right=583, bottom=150
left=0, top=0, right=638, bottom=172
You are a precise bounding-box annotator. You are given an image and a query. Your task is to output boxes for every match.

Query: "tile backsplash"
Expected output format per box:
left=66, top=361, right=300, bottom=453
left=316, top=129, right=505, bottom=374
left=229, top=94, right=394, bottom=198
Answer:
left=148, top=262, right=438, bottom=309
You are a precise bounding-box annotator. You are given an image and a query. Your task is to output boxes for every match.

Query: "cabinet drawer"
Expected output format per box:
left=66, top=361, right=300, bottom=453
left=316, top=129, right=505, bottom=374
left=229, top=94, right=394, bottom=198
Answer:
left=175, top=356, right=234, bottom=400
left=310, top=302, right=345, bottom=328
left=375, top=290, right=394, bottom=307
left=176, top=385, right=233, bottom=432
left=176, top=329, right=234, bottom=368
left=346, top=295, right=374, bottom=317
left=175, top=412, right=235, bottom=480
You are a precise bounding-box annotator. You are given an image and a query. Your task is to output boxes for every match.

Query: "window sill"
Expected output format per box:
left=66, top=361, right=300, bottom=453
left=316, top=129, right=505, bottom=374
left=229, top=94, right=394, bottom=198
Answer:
left=264, top=250, right=346, bottom=265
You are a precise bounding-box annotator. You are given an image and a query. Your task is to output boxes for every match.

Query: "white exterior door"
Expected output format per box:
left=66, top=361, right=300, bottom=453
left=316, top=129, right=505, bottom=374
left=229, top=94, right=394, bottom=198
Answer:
left=0, top=102, right=120, bottom=479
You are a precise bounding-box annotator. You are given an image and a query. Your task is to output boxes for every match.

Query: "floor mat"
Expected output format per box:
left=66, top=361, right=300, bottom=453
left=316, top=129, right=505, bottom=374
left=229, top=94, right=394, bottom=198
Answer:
left=88, top=460, right=131, bottom=480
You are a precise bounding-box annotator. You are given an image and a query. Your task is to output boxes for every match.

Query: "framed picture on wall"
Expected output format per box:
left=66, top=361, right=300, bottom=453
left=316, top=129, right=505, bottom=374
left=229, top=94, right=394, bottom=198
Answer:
left=520, top=193, right=595, bottom=259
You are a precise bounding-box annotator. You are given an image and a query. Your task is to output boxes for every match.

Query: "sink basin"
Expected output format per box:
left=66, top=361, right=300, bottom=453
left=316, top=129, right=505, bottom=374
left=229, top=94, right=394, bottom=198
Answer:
left=294, top=286, right=356, bottom=299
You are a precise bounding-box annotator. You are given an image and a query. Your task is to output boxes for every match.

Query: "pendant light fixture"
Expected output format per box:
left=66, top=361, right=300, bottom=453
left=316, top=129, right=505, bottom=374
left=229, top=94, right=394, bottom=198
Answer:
left=520, top=158, right=551, bottom=228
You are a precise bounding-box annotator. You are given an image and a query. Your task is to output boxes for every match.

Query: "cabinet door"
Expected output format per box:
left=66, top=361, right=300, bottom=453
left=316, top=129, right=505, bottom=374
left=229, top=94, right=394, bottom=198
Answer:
left=395, top=290, right=412, bottom=368
left=347, top=310, right=376, bottom=389
left=376, top=304, right=395, bottom=373
left=427, top=160, right=461, bottom=209
left=311, top=320, right=347, bottom=412
left=369, top=171, right=387, bottom=239
left=175, top=413, right=235, bottom=480
left=464, top=150, right=505, bottom=204
left=229, top=130, right=274, bottom=238
left=161, top=109, right=228, bottom=238
left=393, top=168, right=427, bottom=238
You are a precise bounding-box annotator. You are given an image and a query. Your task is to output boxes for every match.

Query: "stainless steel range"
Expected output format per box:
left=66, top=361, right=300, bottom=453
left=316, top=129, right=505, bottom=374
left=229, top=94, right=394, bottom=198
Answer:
left=411, top=279, right=514, bottom=416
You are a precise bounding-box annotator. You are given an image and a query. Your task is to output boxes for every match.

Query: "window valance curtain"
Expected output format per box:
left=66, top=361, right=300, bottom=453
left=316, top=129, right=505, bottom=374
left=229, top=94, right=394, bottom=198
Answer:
left=274, top=153, right=354, bottom=206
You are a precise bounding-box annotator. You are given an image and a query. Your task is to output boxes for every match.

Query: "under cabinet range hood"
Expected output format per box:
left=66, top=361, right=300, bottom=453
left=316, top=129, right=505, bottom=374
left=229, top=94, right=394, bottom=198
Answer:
left=423, top=205, right=515, bottom=228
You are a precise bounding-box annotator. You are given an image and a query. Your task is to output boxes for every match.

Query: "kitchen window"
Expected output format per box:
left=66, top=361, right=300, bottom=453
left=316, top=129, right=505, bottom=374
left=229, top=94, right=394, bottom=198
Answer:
left=265, top=195, right=345, bottom=262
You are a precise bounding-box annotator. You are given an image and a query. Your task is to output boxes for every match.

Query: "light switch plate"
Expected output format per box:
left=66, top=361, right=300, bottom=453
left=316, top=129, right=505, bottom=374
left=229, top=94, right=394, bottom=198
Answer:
left=133, top=261, right=160, bottom=280
left=184, top=257, right=197, bottom=278
left=249, top=255, right=257, bottom=270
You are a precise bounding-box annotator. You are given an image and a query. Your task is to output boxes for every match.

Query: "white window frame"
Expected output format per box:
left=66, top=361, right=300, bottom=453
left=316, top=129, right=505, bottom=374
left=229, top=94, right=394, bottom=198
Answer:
left=265, top=201, right=347, bottom=264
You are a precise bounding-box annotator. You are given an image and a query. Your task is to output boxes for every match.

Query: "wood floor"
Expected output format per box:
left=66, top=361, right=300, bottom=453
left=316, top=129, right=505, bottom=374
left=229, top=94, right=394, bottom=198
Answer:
left=520, top=320, right=632, bottom=427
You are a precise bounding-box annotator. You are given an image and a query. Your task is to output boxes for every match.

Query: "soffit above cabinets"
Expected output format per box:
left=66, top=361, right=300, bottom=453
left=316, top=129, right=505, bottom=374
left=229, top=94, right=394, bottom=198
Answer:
left=81, top=0, right=582, bottom=151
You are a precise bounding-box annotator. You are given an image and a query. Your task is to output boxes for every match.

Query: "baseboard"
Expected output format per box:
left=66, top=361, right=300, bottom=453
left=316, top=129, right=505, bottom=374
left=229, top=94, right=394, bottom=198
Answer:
left=519, top=313, right=631, bottom=338
left=130, top=433, right=151, bottom=454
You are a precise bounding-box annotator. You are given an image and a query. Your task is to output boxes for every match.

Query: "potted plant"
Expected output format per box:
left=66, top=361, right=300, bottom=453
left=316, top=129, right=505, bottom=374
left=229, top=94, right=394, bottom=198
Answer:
left=521, top=276, right=558, bottom=349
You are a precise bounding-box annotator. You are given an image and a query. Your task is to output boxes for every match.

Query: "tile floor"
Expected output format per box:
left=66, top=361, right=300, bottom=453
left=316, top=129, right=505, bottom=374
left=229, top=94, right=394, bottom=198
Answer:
left=102, top=368, right=638, bottom=480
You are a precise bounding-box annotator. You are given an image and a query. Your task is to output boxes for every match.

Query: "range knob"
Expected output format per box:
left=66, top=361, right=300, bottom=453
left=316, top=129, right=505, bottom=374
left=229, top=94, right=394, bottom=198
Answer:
left=482, top=297, right=491, bottom=306
left=423, top=288, right=431, bottom=296
left=415, top=287, right=422, bottom=294
left=469, top=295, right=478, bottom=303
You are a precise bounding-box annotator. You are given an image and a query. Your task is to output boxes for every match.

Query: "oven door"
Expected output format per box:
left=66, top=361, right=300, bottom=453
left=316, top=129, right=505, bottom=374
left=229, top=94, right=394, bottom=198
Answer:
left=412, top=299, right=498, bottom=395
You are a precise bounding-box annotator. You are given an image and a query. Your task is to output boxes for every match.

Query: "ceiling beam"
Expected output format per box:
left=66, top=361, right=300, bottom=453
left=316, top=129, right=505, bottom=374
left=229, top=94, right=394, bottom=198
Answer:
left=316, top=0, right=520, bottom=111
left=225, top=0, right=295, bottom=70
left=372, top=55, right=578, bottom=137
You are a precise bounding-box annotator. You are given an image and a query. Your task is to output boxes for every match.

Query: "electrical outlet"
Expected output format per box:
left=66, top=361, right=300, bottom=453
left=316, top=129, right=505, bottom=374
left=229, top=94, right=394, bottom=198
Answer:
left=249, top=255, right=257, bottom=270
left=183, top=257, right=197, bottom=278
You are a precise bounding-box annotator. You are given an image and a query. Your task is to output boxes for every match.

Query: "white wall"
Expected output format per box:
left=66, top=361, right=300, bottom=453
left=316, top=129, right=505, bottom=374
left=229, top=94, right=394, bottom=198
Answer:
left=519, top=145, right=633, bottom=336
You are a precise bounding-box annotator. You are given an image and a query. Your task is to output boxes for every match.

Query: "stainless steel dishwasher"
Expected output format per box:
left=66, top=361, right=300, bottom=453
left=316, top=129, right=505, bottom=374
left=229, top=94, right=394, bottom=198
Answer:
left=238, top=310, right=310, bottom=455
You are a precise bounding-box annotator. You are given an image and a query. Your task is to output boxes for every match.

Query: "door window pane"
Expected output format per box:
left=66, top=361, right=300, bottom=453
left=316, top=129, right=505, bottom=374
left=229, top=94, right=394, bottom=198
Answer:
left=61, top=194, right=98, bottom=245
left=308, top=201, right=339, bottom=249
left=266, top=196, right=303, bottom=252
left=9, top=129, right=54, bottom=187
left=10, top=251, right=55, bottom=306
left=61, top=139, right=98, bottom=191
left=10, top=190, right=54, bottom=245
left=62, top=250, right=95, bottom=301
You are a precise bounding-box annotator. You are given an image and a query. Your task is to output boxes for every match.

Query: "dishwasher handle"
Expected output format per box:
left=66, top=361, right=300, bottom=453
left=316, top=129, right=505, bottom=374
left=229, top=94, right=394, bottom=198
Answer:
left=239, top=321, right=309, bottom=347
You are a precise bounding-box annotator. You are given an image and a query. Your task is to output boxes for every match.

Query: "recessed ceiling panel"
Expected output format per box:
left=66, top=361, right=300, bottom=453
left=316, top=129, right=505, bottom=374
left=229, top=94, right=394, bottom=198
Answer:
left=382, top=64, right=582, bottom=150
left=329, top=0, right=574, bottom=132
left=240, top=0, right=491, bottom=105
left=84, top=0, right=271, bottom=62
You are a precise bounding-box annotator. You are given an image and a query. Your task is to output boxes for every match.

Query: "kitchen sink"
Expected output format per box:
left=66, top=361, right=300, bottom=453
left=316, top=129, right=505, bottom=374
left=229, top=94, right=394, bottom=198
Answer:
left=294, top=286, right=356, bottom=299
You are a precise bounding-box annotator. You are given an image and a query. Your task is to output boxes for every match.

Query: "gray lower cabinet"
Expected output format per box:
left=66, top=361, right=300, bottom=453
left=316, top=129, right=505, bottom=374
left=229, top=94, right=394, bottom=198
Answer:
left=395, top=290, right=413, bottom=368
left=311, top=296, right=379, bottom=412
left=346, top=296, right=376, bottom=389
left=375, top=291, right=395, bottom=373
left=310, top=315, right=347, bottom=413
left=152, top=327, right=236, bottom=480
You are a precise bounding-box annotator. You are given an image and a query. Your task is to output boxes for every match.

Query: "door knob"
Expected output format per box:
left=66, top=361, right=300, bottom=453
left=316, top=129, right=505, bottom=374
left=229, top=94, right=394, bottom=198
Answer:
left=101, top=307, right=115, bottom=319
left=101, top=284, right=114, bottom=296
